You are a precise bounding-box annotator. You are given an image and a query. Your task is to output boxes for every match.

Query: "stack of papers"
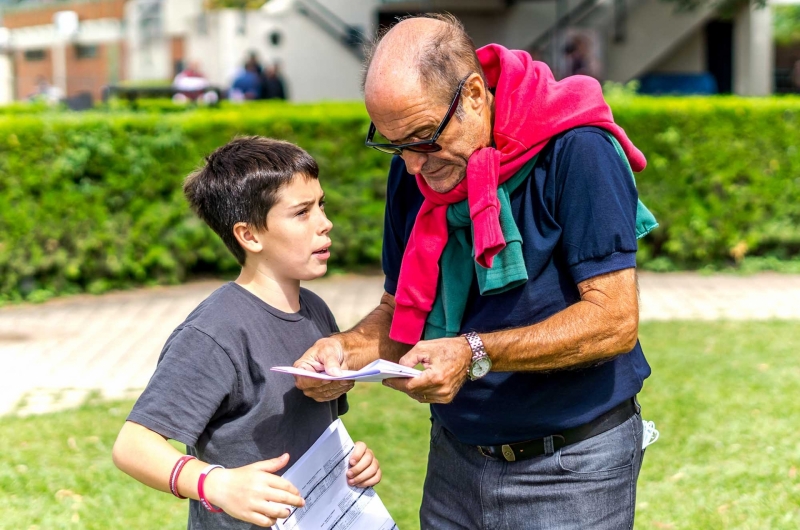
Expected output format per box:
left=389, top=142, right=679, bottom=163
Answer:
left=275, top=419, right=397, bottom=530
left=271, top=359, right=421, bottom=383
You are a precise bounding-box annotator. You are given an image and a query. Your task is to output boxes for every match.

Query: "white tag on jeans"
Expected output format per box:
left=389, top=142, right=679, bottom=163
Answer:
left=641, top=419, right=659, bottom=450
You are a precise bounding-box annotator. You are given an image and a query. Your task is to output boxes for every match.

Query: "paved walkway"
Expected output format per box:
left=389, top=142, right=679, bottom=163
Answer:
left=1, top=272, right=799, bottom=417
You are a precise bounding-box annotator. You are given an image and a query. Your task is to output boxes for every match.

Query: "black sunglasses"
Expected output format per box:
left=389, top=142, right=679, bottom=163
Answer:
left=365, top=73, right=472, bottom=156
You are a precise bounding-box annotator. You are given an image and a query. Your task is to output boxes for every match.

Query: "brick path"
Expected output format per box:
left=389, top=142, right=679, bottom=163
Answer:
left=1, top=272, right=798, bottom=417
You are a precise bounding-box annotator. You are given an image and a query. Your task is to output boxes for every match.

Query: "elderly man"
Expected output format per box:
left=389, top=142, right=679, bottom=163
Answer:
left=294, top=13, right=655, bottom=529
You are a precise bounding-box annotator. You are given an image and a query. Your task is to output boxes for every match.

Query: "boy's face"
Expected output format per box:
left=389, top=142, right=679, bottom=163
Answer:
left=252, top=174, right=332, bottom=281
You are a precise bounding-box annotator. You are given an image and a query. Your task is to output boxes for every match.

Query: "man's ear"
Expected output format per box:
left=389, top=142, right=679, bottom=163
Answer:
left=232, top=222, right=264, bottom=254
left=465, top=73, right=488, bottom=114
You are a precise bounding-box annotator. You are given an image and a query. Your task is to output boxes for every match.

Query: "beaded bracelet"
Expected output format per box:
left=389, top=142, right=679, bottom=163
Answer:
left=169, top=455, right=196, bottom=499
left=197, top=464, right=225, bottom=513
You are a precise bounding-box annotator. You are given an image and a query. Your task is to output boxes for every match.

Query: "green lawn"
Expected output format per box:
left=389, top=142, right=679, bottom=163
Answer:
left=2, top=321, right=799, bottom=529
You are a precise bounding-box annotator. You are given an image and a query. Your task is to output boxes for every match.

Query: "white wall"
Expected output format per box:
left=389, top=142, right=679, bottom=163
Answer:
left=459, top=0, right=588, bottom=50
left=650, top=28, right=705, bottom=74
left=259, top=6, right=366, bottom=101
left=604, top=0, right=714, bottom=82
left=0, top=54, right=13, bottom=104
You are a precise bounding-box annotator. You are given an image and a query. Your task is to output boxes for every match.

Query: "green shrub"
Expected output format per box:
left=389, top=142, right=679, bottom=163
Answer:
left=0, top=102, right=387, bottom=303
left=612, top=96, right=800, bottom=270
left=1, top=98, right=799, bottom=303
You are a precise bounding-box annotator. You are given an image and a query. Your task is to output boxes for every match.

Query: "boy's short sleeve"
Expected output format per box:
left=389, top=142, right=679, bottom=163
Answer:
left=127, top=326, right=239, bottom=447
left=554, top=129, right=639, bottom=284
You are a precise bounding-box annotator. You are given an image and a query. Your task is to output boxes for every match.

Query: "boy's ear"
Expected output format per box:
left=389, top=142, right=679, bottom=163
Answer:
left=232, top=222, right=264, bottom=254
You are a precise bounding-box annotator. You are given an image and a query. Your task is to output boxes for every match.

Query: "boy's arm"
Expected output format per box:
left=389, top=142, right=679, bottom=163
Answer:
left=113, top=421, right=304, bottom=527
left=293, top=292, right=412, bottom=402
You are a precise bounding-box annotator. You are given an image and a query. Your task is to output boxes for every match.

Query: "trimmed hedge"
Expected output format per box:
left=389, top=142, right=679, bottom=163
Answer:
left=610, top=96, right=800, bottom=271
left=1, top=98, right=799, bottom=303
left=0, top=103, right=388, bottom=302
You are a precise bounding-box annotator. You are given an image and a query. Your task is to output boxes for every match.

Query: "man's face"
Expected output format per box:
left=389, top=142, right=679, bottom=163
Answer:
left=252, top=175, right=333, bottom=281
left=366, top=77, right=490, bottom=193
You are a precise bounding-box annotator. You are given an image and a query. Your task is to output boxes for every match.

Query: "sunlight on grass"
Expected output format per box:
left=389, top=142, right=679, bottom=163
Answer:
left=1, top=321, right=798, bottom=529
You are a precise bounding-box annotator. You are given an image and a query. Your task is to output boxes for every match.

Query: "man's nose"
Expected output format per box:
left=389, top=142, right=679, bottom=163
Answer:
left=401, top=150, right=427, bottom=175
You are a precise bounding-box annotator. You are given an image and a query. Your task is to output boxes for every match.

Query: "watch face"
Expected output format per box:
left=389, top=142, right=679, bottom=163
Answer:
left=471, top=357, right=492, bottom=379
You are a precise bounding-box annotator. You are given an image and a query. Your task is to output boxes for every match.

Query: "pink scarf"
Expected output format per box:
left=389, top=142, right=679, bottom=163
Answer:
left=389, top=44, right=646, bottom=344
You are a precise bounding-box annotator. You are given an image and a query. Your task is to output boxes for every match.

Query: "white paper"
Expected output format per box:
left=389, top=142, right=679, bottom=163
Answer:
left=271, top=359, right=421, bottom=383
left=276, top=419, right=398, bottom=530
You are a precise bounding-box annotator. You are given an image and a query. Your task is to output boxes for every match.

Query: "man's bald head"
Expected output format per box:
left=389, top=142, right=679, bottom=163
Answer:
left=363, top=13, right=484, bottom=107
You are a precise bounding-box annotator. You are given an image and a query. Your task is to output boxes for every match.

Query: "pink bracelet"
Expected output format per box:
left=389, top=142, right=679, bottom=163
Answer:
left=169, top=455, right=196, bottom=499
left=197, top=464, right=224, bottom=512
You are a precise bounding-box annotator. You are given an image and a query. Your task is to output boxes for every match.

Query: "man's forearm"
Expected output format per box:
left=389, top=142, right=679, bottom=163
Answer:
left=337, top=292, right=412, bottom=368
left=483, top=269, right=639, bottom=372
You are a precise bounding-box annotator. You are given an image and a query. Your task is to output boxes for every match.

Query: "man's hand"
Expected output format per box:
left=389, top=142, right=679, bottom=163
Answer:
left=346, top=441, right=382, bottom=488
left=204, top=454, right=305, bottom=528
left=383, top=337, right=473, bottom=404
left=293, top=336, right=354, bottom=402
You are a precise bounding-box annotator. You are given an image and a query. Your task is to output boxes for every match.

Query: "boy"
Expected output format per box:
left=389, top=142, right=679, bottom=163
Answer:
left=112, top=137, right=381, bottom=529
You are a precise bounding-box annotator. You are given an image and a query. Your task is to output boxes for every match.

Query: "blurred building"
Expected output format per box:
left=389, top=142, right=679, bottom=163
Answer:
left=0, top=0, right=783, bottom=104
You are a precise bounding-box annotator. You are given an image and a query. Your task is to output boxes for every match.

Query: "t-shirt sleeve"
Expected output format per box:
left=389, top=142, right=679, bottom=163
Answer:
left=127, top=326, right=238, bottom=447
left=554, top=129, right=639, bottom=284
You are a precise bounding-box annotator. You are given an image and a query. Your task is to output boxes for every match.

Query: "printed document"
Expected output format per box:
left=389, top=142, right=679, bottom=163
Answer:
left=276, top=419, right=398, bottom=530
left=271, top=359, right=420, bottom=383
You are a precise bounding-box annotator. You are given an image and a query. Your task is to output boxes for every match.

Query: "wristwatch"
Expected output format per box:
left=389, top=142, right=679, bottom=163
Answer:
left=463, top=331, right=492, bottom=381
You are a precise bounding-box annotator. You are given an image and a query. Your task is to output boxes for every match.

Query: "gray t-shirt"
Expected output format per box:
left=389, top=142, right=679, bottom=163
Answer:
left=128, top=282, right=347, bottom=529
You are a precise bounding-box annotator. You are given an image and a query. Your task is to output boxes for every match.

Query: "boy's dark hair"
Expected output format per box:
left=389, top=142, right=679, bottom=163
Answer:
left=184, top=136, right=319, bottom=266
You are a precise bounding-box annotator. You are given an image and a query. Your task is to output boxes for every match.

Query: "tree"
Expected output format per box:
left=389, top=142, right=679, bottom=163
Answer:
left=775, top=5, right=800, bottom=46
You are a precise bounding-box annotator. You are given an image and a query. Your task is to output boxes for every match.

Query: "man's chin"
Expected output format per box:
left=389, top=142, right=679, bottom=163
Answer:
left=422, top=173, right=464, bottom=193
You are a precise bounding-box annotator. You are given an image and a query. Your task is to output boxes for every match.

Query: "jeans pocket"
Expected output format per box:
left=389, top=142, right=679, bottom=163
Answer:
left=556, top=415, right=640, bottom=475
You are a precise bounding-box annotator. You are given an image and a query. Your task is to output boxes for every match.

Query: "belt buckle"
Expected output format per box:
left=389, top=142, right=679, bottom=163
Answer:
left=477, top=446, right=491, bottom=458
left=501, top=444, right=516, bottom=462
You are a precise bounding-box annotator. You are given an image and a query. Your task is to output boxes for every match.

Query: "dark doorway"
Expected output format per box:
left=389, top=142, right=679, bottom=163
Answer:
left=706, top=21, right=733, bottom=94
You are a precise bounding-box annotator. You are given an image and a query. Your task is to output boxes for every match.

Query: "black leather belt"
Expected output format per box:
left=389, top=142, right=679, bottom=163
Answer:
left=477, top=398, right=639, bottom=462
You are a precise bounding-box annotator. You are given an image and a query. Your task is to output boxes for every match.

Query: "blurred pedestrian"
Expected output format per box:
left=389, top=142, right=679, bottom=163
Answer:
left=564, top=33, right=601, bottom=79
left=231, top=63, right=262, bottom=100
left=262, top=63, right=287, bottom=100
left=173, top=62, right=216, bottom=104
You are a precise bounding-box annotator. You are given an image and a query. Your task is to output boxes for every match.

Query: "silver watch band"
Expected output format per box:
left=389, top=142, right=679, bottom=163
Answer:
left=463, top=331, right=487, bottom=361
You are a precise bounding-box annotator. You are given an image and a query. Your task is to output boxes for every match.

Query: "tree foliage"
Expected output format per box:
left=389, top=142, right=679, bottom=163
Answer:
left=775, top=5, right=800, bottom=46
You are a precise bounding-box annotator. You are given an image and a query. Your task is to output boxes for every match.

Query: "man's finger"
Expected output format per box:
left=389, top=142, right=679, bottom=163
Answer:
left=323, top=356, right=343, bottom=377
left=397, top=350, right=426, bottom=368
left=293, top=359, right=324, bottom=372
left=382, top=377, right=412, bottom=392
left=294, top=376, right=329, bottom=390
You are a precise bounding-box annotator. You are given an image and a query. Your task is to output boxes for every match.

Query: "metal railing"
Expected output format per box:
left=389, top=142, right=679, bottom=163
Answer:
left=295, top=0, right=366, bottom=60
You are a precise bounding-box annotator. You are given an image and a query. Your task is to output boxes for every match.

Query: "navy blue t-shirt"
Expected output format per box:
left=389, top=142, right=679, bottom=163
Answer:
left=382, top=127, right=651, bottom=446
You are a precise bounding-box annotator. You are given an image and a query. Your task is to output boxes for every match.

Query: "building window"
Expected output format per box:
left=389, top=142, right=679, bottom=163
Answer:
left=75, top=44, right=99, bottom=59
left=24, top=49, right=47, bottom=61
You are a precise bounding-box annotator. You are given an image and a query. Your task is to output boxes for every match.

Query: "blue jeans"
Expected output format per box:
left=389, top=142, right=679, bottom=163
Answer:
left=420, top=412, right=645, bottom=530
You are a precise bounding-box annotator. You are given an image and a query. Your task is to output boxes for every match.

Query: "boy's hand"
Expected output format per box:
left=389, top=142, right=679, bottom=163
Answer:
left=204, top=453, right=305, bottom=528
left=346, top=442, right=382, bottom=488
left=293, top=337, right=354, bottom=402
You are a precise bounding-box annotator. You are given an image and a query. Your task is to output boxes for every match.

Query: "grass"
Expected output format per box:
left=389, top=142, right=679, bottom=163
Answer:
left=1, top=321, right=799, bottom=529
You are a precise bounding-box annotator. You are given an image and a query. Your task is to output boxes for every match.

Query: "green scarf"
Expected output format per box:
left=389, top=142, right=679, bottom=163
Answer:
left=423, top=134, right=658, bottom=341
